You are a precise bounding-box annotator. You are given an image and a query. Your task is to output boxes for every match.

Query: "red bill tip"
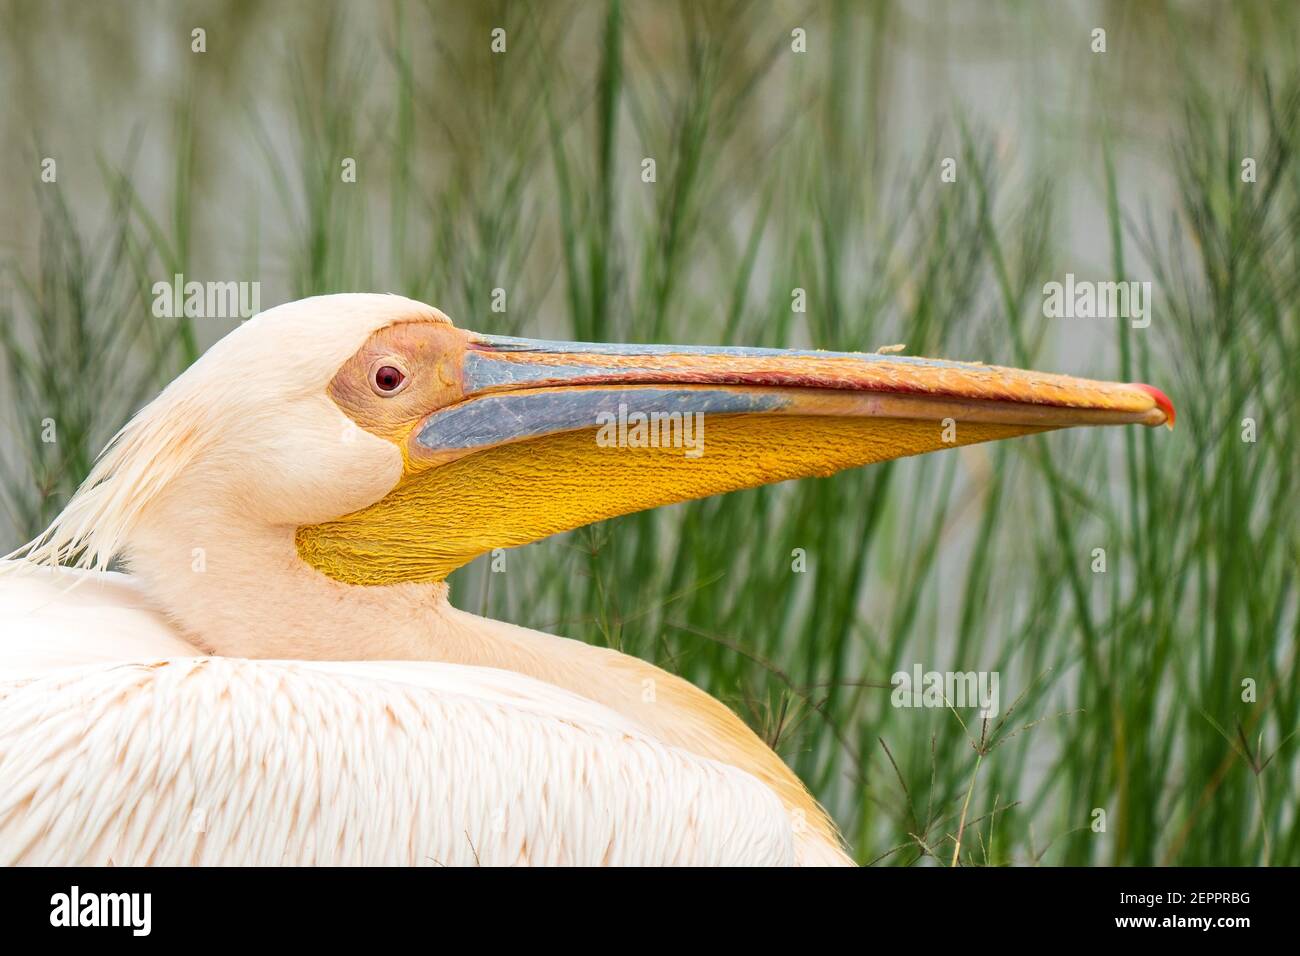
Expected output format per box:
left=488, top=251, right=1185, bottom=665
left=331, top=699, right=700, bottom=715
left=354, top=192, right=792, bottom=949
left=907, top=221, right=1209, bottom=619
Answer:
left=1131, top=383, right=1176, bottom=428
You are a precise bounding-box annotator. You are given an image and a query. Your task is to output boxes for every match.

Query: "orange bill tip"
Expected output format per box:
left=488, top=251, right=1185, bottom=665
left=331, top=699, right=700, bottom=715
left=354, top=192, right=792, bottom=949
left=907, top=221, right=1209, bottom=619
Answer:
left=1131, top=383, right=1176, bottom=429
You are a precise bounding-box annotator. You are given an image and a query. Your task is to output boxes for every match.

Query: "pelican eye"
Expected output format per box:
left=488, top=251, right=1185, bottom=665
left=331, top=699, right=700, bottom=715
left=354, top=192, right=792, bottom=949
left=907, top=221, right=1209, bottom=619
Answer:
left=370, top=362, right=408, bottom=395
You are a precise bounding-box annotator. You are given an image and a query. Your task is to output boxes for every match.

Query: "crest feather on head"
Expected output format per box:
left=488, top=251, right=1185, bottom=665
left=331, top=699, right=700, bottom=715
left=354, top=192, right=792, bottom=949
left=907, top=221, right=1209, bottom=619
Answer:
left=9, top=381, right=211, bottom=572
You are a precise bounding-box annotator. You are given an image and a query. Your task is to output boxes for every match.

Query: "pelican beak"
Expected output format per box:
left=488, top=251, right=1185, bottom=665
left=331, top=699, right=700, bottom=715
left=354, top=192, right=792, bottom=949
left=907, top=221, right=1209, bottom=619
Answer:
left=298, top=333, right=1174, bottom=586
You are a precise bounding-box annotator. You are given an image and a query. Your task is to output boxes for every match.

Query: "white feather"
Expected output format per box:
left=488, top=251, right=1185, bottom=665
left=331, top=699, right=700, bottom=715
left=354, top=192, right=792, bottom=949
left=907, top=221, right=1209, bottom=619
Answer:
left=0, top=567, right=795, bottom=866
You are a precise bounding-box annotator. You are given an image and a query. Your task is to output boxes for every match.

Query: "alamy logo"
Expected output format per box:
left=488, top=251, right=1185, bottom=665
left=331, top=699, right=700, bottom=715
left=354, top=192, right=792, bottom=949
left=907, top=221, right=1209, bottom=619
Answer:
left=595, top=402, right=705, bottom=458
left=891, top=664, right=1000, bottom=717
left=1042, top=273, right=1151, bottom=329
left=49, top=885, right=151, bottom=936
left=152, top=273, right=261, bottom=319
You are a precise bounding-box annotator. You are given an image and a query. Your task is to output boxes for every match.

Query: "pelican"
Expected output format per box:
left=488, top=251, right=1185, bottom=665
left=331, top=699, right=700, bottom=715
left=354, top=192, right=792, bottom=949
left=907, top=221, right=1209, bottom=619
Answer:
left=0, top=294, right=1173, bottom=866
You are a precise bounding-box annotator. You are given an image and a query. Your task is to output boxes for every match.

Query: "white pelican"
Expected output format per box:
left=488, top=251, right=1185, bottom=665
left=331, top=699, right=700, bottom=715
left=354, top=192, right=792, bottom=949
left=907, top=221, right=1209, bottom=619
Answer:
left=0, top=294, right=1173, bottom=866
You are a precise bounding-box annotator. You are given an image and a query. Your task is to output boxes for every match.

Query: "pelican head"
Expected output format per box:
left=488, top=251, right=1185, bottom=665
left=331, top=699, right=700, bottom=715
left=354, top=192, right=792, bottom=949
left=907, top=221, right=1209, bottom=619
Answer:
left=24, top=292, right=1174, bottom=602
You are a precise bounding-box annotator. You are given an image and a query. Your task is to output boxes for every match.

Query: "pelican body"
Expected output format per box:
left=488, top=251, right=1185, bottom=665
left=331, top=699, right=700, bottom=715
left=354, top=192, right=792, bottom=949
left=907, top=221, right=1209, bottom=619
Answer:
left=0, top=295, right=1173, bottom=866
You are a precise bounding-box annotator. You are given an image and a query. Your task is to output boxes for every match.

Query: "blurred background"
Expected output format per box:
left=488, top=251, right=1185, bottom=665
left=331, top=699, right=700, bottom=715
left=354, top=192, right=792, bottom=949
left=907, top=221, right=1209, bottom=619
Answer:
left=1, top=0, right=1297, bottom=865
